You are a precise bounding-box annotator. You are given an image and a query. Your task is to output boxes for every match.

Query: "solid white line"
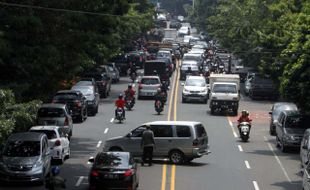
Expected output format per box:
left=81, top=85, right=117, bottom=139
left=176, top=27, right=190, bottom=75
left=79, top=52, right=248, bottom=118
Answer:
left=238, top=145, right=243, bottom=152
left=96, top=141, right=102, bottom=148
left=245, top=160, right=251, bottom=169
left=233, top=132, right=238, bottom=138
left=110, top=118, right=114, bottom=123
left=104, top=128, right=109, bottom=134
left=75, top=176, right=84, bottom=187
left=229, top=121, right=233, bottom=127
left=253, top=181, right=260, bottom=190
left=265, top=139, right=292, bottom=183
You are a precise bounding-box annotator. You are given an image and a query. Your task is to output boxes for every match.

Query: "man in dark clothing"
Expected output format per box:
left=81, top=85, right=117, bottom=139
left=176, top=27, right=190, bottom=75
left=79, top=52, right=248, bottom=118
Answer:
left=141, top=125, right=155, bottom=166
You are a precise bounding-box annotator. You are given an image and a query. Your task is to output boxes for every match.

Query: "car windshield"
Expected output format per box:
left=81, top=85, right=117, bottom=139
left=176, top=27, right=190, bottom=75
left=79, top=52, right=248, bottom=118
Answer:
left=285, top=115, right=310, bottom=129
left=38, top=108, right=65, bottom=117
left=54, top=94, right=78, bottom=101
left=72, top=87, right=93, bottom=96
left=141, top=78, right=160, bottom=85
left=95, top=153, right=128, bottom=168
left=185, top=79, right=206, bottom=87
left=213, top=84, right=237, bottom=93
left=30, top=130, right=57, bottom=139
left=3, top=141, right=40, bottom=157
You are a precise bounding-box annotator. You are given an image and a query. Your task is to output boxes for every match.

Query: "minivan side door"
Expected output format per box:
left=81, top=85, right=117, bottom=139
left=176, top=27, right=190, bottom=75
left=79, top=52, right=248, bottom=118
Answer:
left=151, top=125, right=173, bottom=157
left=123, top=126, right=146, bottom=157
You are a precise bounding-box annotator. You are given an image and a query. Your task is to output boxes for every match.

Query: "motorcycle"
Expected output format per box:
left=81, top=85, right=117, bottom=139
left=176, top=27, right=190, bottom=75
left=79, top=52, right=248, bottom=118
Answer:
left=155, top=100, right=163, bottom=115
left=125, top=96, right=135, bottom=110
left=115, top=107, right=125, bottom=123
left=130, top=72, right=137, bottom=82
left=238, top=122, right=251, bottom=142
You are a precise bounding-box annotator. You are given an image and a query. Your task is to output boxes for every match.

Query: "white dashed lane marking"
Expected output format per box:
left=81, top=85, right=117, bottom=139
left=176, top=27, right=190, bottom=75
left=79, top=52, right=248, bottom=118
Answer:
left=104, top=128, right=109, bottom=134
left=75, top=176, right=84, bottom=187
left=110, top=118, right=114, bottom=123
left=96, top=141, right=102, bottom=148
left=238, top=145, right=243, bottom=152
left=244, top=160, right=251, bottom=169
left=253, top=181, right=260, bottom=190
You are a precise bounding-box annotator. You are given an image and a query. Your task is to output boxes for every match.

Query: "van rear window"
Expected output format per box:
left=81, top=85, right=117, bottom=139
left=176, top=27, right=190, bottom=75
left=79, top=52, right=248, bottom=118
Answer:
left=195, top=124, right=207, bottom=137
left=176, top=125, right=191, bottom=137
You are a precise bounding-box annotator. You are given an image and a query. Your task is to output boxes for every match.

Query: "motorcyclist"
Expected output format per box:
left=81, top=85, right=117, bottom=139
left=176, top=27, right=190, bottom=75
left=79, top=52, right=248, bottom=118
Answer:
left=154, top=88, right=165, bottom=107
left=45, top=166, right=66, bottom=190
left=124, top=84, right=136, bottom=104
left=161, top=81, right=168, bottom=95
left=237, top=110, right=252, bottom=132
left=129, top=62, right=137, bottom=78
left=115, top=94, right=126, bottom=119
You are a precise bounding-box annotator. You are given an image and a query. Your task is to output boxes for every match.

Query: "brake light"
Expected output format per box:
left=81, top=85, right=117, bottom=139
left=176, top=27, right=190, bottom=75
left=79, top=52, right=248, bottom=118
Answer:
left=55, top=140, right=61, bottom=146
left=193, top=139, right=199, bottom=146
left=124, top=169, right=134, bottom=177
left=64, top=117, right=69, bottom=126
left=91, top=170, right=99, bottom=177
left=75, top=100, right=82, bottom=107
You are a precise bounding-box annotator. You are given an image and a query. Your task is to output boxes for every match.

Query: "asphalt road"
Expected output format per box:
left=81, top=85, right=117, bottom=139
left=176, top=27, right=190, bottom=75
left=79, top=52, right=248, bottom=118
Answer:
left=1, top=61, right=303, bottom=190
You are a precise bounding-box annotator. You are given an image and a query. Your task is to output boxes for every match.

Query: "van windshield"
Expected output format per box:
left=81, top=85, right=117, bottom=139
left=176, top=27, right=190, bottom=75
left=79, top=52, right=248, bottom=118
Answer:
left=3, top=141, right=40, bottom=157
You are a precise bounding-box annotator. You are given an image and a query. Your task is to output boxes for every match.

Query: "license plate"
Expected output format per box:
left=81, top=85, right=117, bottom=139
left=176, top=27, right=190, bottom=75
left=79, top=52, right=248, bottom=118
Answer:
left=107, top=174, right=118, bottom=179
left=87, top=102, right=93, bottom=105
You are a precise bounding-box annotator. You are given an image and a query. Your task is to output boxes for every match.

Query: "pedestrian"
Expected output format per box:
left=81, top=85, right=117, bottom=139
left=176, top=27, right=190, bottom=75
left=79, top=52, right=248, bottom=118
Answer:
left=45, top=166, right=66, bottom=190
left=141, top=125, right=155, bottom=166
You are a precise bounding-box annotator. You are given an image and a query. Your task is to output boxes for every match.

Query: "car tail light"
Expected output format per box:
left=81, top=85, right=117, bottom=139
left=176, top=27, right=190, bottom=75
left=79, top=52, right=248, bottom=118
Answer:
left=75, top=100, right=82, bottom=107
left=124, top=169, right=134, bottom=177
left=64, top=117, right=69, bottom=126
left=193, top=139, right=199, bottom=146
left=55, top=140, right=61, bottom=146
left=91, top=170, right=99, bottom=177
left=139, top=84, right=143, bottom=89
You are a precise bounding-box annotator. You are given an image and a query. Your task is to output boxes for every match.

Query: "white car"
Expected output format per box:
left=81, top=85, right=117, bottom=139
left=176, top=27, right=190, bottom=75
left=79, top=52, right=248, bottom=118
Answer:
left=182, top=76, right=209, bottom=103
left=178, top=27, right=190, bottom=36
left=29, top=126, right=70, bottom=164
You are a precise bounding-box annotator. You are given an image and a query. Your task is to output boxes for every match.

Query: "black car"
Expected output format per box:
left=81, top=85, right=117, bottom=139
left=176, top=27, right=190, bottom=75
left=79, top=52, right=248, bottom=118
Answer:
left=52, top=90, right=87, bottom=122
left=83, top=71, right=111, bottom=98
left=247, top=76, right=279, bottom=100
left=88, top=151, right=139, bottom=190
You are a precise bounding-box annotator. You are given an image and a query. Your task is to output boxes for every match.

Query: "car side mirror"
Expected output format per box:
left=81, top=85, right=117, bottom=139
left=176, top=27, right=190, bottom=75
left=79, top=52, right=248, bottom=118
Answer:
left=88, top=157, right=95, bottom=163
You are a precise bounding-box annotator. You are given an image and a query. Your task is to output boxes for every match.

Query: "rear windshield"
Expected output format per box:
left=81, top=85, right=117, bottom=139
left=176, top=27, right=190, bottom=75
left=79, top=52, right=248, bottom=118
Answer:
left=195, top=124, right=207, bottom=137
left=54, top=94, right=78, bottom=101
left=141, top=78, right=160, bottom=85
left=30, top=130, right=57, bottom=139
left=38, top=108, right=65, bottom=117
left=3, top=141, right=40, bottom=157
left=213, top=84, right=237, bottom=93
left=95, top=153, right=128, bottom=168
left=285, top=115, right=310, bottom=129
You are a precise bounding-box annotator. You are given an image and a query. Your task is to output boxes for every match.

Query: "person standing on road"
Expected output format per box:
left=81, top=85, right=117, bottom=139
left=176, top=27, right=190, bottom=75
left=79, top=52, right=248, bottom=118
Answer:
left=141, top=125, right=155, bottom=166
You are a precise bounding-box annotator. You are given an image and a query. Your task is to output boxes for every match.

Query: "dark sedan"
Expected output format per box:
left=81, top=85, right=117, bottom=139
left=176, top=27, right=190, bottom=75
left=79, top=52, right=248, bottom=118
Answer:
left=88, top=151, right=139, bottom=190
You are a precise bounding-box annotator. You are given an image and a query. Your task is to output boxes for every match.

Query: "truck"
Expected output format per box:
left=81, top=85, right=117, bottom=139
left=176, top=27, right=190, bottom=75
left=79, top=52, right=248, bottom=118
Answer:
left=144, top=60, right=170, bottom=83
left=208, top=74, right=240, bottom=115
left=163, top=29, right=177, bottom=42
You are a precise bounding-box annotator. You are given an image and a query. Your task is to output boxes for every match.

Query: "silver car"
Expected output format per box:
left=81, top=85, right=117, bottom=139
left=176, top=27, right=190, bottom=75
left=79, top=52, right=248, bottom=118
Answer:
left=37, top=103, right=73, bottom=139
left=103, top=121, right=210, bottom=164
left=138, top=76, right=161, bottom=99
left=182, top=76, right=208, bottom=103
left=0, top=132, right=51, bottom=183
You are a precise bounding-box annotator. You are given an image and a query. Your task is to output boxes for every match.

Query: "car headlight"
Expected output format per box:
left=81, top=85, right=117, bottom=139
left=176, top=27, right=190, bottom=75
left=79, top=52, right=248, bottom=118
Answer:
left=32, top=160, right=43, bottom=171
left=284, top=135, right=295, bottom=141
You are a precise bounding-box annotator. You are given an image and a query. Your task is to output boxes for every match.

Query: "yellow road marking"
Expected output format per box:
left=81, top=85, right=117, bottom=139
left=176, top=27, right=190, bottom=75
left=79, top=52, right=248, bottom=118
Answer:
left=170, top=165, right=176, bottom=190
left=161, top=164, right=167, bottom=190
left=167, top=62, right=178, bottom=121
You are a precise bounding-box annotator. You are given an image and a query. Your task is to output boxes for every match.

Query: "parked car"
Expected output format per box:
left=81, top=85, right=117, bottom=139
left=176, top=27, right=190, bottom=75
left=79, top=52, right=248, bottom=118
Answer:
left=103, top=121, right=210, bottom=164
left=269, top=102, right=298, bottom=136
left=138, top=76, right=161, bottom=99
left=52, top=90, right=88, bottom=122
left=37, top=103, right=73, bottom=139
left=76, top=78, right=98, bottom=91
left=71, top=85, right=100, bottom=116
left=0, top=132, right=51, bottom=183
left=83, top=70, right=111, bottom=98
left=88, top=151, right=139, bottom=190
left=303, top=162, right=310, bottom=190
left=300, top=129, right=310, bottom=168
left=276, top=110, right=310, bottom=152
left=246, top=76, right=279, bottom=100
left=178, top=26, right=190, bottom=36
left=107, top=63, right=120, bottom=83
left=182, top=76, right=208, bottom=104
left=29, top=126, right=70, bottom=164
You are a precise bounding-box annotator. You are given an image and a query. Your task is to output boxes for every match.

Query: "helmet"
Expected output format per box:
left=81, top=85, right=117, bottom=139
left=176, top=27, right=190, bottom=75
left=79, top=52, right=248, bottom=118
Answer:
left=118, top=94, right=123, bottom=99
left=128, top=84, right=132, bottom=88
left=51, top=166, right=60, bottom=176
left=241, top=110, right=248, bottom=116
left=157, top=88, right=161, bottom=93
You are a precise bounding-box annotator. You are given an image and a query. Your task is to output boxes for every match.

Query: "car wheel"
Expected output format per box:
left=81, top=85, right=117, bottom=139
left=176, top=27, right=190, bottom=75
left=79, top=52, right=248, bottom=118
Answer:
left=276, top=136, right=280, bottom=148
left=169, top=150, right=184, bottom=164
left=269, top=125, right=276, bottom=136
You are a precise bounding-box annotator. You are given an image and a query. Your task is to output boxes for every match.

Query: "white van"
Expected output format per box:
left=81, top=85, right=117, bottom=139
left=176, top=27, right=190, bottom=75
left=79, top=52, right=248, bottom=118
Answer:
left=103, top=121, right=210, bottom=164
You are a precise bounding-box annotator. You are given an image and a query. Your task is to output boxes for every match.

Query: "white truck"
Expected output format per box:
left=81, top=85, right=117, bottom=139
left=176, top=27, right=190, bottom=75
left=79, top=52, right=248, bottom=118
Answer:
left=163, top=29, right=177, bottom=42
left=208, top=74, right=240, bottom=115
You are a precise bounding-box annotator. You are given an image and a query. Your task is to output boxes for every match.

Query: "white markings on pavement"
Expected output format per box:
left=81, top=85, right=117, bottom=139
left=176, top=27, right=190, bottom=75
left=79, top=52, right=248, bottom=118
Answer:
left=75, top=176, right=84, bottom=187
left=264, top=136, right=292, bottom=183
left=96, top=141, right=102, bottom=148
left=104, top=128, right=109, bottom=134
left=110, top=118, right=114, bottom=123
left=253, top=181, right=260, bottom=190
left=233, top=132, right=238, bottom=138
left=244, top=160, right=251, bottom=169
left=229, top=120, right=233, bottom=127
left=238, top=145, right=243, bottom=152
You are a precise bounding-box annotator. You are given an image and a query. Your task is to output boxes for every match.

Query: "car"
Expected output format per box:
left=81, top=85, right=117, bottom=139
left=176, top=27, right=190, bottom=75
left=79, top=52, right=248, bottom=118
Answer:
left=300, top=129, right=310, bottom=169
left=178, top=26, right=190, bottom=36
left=182, top=76, right=208, bottom=103
left=29, top=126, right=70, bottom=164
left=83, top=69, right=111, bottom=98
left=180, top=61, right=200, bottom=80
left=0, top=132, right=51, bottom=183
left=71, top=85, right=100, bottom=116
left=275, top=110, right=310, bottom=152
left=103, top=121, right=210, bottom=164
left=107, top=63, right=120, bottom=83
left=246, top=76, right=279, bottom=100
left=52, top=90, right=88, bottom=122
left=138, top=76, right=161, bottom=99
left=76, top=78, right=98, bottom=91
left=88, top=151, right=139, bottom=190
left=37, top=103, right=73, bottom=139
left=269, top=102, right=298, bottom=136
left=182, top=53, right=204, bottom=66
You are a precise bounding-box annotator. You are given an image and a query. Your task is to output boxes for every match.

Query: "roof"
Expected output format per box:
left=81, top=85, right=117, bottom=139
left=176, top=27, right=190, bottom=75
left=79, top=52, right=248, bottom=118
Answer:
left=143, top=121, right=201, bottom=126
left=8, top=132, right=46, bottom=141
left=56, top=90, right=81, bottom=95
left=186, top=76, right=205, bottom=80
left=29, top=125, right=59, bottom=131
left=281, top=110, right=300, bottom=116
left=40, top=103, right=66, bottom=108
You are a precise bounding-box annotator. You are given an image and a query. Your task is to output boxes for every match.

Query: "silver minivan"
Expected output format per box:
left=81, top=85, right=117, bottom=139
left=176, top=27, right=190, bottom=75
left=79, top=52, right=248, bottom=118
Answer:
left=301, top=129, right=310, bottom=168
left=103, top=121, right=210, bottom=164
left=0, top=132, right=51, bottom=183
